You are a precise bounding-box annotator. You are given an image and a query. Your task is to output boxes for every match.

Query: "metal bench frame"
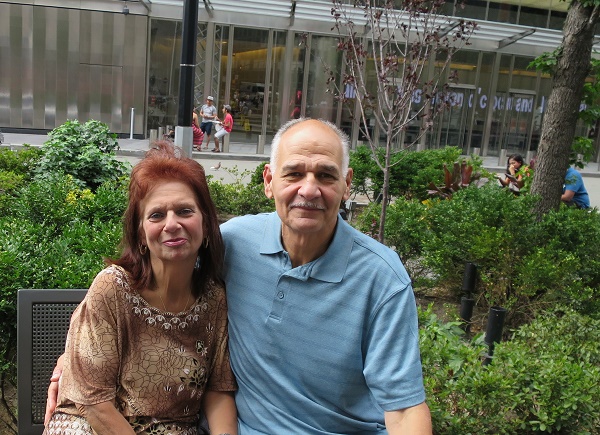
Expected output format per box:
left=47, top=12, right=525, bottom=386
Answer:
left=17, top=289, right=86, bottom=435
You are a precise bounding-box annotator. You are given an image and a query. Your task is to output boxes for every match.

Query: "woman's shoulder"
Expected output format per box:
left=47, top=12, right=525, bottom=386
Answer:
left=203, top=280, right=226, bottom=303
left=89, top=265, right=133, bottom=296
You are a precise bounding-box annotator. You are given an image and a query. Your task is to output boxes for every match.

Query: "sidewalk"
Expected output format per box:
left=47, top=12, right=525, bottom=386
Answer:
left=2, top=131, right=599, bottom=207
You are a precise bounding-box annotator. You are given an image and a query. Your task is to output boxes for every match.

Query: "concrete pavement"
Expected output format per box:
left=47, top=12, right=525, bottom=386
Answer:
left=2, top=131, right=600, bottom=208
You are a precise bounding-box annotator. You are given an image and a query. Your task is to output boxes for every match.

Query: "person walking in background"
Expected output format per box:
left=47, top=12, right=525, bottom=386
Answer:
left=44, top=142, right=237, bottom=435
left=199, top=96, right=218, bottom=150
left=212, top=105, right=233, bottom=153
left=562, top=166, right=590, bottom=209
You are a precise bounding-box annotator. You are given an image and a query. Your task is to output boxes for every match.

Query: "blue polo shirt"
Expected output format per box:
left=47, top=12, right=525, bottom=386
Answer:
left=221, top=212, right=425, bottom=434
left=564, top=167, right=590, bottom=209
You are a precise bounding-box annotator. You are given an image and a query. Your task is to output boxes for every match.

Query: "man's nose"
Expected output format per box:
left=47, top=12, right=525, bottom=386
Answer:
left=298, top=174, right=321, bottom=199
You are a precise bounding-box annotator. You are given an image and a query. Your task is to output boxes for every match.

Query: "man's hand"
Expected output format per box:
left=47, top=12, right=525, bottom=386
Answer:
left=44, top=354, right=65, bottom=425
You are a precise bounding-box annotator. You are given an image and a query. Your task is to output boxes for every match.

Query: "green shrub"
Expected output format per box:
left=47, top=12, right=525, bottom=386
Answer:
left=36, top=119, right=130, bottom=190
left=0, top=174, right=125, bottom=407
left=421, top=185, right=540, bottom=307
left=349, top=145, right=480, bottom=201
left=420, top=306, right=600, bottom=434
left=353, top=199, right=431, bottom=281
left=0, top=146, right=44, bottom=178
left=250, top=161, right=268, bottom=186
left=370, top=185, right=600, bottom=324
left=208, top=165, right=274, bottom=217
left=0, top=147, right=45, bottom=214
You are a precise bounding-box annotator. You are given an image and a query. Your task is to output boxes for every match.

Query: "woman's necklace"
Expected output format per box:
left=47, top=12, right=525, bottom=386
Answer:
left=157, top=290, right=192, bottom=313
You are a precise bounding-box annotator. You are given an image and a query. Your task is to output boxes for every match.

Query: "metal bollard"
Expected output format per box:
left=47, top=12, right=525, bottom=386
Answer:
left=460, top=297, right=475, bottom=333
left=130, top=108, right=135, bottom=139
left=462, top=262, right=477, bottom=295
left=497, top=148, right=507, bottom=167
left=483, top=306, right=507, bottom=365
left=149, top=129, right=158, bottom=145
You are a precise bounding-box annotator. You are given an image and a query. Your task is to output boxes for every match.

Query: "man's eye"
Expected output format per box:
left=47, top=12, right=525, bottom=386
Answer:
left=318, top=173, right=336, bottom=180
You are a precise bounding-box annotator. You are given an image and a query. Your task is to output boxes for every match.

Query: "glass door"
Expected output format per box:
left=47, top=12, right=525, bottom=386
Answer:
left=432, top=85, right=476, bottom=153
left=499, top=89, right=535, bottom=156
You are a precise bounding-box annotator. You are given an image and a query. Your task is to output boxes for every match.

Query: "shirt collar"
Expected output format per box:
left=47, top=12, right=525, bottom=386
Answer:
left=260, top=212, right=353, bottom=283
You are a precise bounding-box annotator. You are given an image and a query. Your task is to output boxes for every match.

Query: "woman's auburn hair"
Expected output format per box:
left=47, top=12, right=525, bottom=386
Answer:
left=107, top=140, right=224, bottom=296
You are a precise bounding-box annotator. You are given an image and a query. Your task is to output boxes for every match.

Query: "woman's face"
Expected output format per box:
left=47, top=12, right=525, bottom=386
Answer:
left=139, top=181, right=204, bottom=266
left=509, top=158, right=522, bottom=170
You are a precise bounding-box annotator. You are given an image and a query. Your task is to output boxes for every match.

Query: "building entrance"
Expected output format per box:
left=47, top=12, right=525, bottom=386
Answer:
left=432, top=85, right=476, bottom=153
left=497, top=89, right=536, bottom=156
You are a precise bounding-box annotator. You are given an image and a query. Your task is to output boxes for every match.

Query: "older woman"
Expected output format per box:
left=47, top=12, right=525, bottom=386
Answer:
left=43, top=141, right=237, bottom=435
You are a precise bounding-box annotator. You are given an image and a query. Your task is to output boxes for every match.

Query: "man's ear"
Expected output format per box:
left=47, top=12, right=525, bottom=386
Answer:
left=342, top=168, right=353, bottom=201
left=264, top=164, right=274, bottom=199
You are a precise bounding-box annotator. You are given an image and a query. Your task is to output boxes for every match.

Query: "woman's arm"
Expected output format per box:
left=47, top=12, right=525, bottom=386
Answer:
left=81, top=401, right=136, bottom=435
left=202, top=390, right=238, bottom=435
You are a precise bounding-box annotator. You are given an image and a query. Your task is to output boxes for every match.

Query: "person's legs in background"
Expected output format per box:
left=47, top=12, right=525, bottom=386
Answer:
left=213, top=128, right=228, bottom=152
left=200, top=122, right=213, bottom=149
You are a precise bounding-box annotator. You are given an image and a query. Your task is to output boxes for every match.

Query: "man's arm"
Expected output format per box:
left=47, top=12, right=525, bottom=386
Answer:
left=44, top=354, right=64, bottom=425
left=561, top=189, right=575, bottom=203
left=384, top=402, right=432, bottom=435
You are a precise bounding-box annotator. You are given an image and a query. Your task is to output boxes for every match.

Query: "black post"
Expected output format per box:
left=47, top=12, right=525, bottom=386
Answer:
left=483, top=306, right=507, bottom=365
left=177, top=0, right=199, bottom=128
left=459, top=297, right=475, bottom=333
left=462, top=262, right=477, bottom=295
left=459, top=262, right=477, bottom=332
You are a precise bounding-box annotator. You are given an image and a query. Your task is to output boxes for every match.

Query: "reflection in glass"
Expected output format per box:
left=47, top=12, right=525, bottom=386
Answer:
left=306, top=35, right=342, bottom=124
left=230, top=27, right=268, bottom=144
left=147, top=19, right=181, bottom=133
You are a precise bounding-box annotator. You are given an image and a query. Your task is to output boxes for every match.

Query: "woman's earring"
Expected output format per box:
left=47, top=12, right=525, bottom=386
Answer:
left=139, top=244, right=148, bottom=255
left=203, top=237, right=209, bottom=248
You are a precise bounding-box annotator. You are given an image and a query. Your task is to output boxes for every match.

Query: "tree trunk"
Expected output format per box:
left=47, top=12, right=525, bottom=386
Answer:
left=378, top=148, right=391, bottom=243
left=530, top=1, right=599, bottom=217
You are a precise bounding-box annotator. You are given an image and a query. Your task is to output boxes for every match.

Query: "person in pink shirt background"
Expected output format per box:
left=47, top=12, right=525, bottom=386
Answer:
left=213, top=105, right=233, bottom=153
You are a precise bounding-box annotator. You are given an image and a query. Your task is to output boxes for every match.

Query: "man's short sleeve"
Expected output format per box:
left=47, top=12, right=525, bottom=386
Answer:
left=363, top=285, right=426, bottom=411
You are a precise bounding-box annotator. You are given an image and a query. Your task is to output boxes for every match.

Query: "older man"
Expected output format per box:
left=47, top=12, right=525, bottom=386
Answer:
left=46, top=118, right=431, bottom=434
left=221, top=118, right=431, bottom=433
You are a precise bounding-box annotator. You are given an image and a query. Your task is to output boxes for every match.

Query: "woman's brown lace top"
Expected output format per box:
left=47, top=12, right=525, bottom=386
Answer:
left=45, top=265, right=236, bottom=434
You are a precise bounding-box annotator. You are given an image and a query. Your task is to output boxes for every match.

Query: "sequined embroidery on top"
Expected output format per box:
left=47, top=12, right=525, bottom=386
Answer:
left=104, top=265, right=209, bottom=330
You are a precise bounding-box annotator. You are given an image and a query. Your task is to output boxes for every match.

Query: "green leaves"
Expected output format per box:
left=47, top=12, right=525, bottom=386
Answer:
left=36, top=119, right=130, bottom=191
left=0, top=171, right=126, bottom=399
left=421, top=307, right=600, bottom=433
left=349, top=145, right=471, bottom=201
left=355, top=182, right=600, bottom=322
left=208, top=165, right=275, bottom=218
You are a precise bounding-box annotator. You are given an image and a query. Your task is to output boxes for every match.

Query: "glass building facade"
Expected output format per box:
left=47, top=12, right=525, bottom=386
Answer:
left=0, top=0, right=597, bottom=158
